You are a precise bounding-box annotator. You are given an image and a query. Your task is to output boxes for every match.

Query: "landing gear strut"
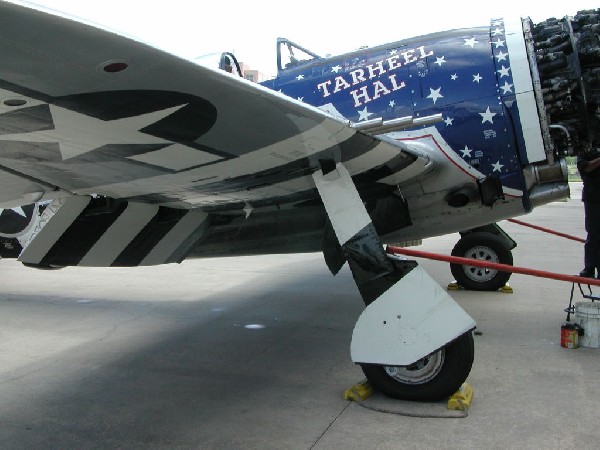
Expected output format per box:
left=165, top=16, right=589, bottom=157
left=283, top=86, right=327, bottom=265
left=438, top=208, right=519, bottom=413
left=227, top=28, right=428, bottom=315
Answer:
left=313, top=162, right=475, bottom=401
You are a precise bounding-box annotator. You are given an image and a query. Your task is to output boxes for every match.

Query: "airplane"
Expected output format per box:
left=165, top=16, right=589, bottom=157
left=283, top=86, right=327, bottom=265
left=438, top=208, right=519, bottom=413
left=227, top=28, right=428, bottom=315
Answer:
left=0, top=0, right=597, bottom=401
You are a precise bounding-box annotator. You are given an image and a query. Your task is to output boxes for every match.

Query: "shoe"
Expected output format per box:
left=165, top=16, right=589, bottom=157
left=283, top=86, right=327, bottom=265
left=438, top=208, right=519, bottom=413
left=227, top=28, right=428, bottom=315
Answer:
left=579, top=268, right=595, bottom=278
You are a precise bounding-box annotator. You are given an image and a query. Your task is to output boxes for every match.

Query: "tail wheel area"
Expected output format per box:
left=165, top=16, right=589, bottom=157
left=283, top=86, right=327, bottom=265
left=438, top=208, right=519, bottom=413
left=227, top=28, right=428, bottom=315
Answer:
left=450, top=232, right=513, bottom=291
left=360, top=331, right=474, bottom=401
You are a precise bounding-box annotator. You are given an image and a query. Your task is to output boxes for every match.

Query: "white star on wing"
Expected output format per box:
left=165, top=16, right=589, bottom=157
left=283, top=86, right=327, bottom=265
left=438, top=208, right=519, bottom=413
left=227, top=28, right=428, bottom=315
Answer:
left=473, top=74, right=483, bottom=83
left=480, top=107, right=497, bottom=124
left=460, top=146, right=472, bottom=157
left=492, top=161, right=504, bottom=172
left=434, top=56, right=447, bottom=66
left=0, top=207, right=26, bottom=217
left=0, top=89, right=45, bottom=114
left=500, top=81, right=514, bottom=94
left=497, top=65, right=511, bottom=78
left=296, top=75, right=305, bottom=80
left=464, top=37, right=478, bottom=48
left=451, top=73, right=458, bottom=81
left=492, top=27, right=504, bottom=36
left=389, top=100, right=396, bottom=108
left=0, top=103, right=187, bottom=160
left=357, top=107, right=374, bottom=121
left=496, top=50, right=508, bottom=62
left=331, top=65, right=342, bottom=73
left=444, top=116, right=454, bottom=126
left=427, top=87, right=443, bottom=104
left=493, top=38, right=506, bottom=48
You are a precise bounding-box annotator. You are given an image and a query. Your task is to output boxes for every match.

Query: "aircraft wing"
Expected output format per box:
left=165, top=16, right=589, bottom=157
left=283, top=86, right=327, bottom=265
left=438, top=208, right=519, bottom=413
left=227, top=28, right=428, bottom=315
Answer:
left=0, top=1, right=431, bottom=211
left=0, top=0, right=479, bottom=402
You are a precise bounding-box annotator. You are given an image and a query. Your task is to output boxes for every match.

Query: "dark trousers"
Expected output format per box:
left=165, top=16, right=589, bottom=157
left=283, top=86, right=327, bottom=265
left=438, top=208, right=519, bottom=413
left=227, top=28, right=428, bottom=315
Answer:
left=584, top=201, right=600, bottom=273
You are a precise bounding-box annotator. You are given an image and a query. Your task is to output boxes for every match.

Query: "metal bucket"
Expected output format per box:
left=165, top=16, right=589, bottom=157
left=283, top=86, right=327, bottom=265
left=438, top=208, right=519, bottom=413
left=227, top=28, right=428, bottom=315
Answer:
left=575, top=301, right=600, bottom=348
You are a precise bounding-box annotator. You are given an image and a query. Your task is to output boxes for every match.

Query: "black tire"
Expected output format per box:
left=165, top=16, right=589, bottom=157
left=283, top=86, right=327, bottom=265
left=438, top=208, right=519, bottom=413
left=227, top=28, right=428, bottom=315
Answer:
left=450, top=232, right=513, bottom=291
left=360, top=332, right=474, bottom=401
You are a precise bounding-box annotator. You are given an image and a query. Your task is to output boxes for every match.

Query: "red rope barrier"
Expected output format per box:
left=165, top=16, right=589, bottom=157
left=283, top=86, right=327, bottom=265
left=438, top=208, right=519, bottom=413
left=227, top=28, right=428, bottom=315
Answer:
left=507, top=218, right=585, bottom=243
left=386, top=245, right=600, bottom=287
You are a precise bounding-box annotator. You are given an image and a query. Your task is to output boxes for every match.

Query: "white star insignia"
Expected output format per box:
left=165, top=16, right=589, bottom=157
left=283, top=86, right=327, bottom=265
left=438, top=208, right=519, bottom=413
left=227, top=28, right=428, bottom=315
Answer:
left=460, top=146, right=472, bottom=157
left=473, top=73, right=483, bottom=83
left=0, top=103, right=188, bottom=160
left=496, top=50, right=508, bottom=62
left=331, top=65, right=342, bottom=73
left=0, top=206, right=27, bottom=217
left=500, top=81, right=514, bottom=94
left=464, top=37, right=478, bottom=48
left=389, top=49, right=398, bottom=55
left=389, top=100, right=396, bottom=108
left=296, top=74, right=305, bottom=80
left=451, top=73, right=458, bottom=81
left=493, top=38, right=505, bottom=48
left=479, top=107, right=497, bottom=124
left=0, top=89, right=45, bottom=114
left=427, top=87, right=443, bottom=104
left=434, top=56, right=447, bottom=66
left=444, top=116, right=454, bottom=126
left=492, top=161, right=504, bottom=172
left=492, top=27, right=504, bottom=36
left=497, top=65, right=511, bottom=78
left=357, top=107, right=374, bottom=121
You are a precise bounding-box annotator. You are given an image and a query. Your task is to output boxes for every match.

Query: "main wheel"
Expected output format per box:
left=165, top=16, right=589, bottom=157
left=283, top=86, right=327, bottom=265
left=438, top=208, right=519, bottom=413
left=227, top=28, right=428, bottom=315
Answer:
left=360, top=331, right=474, bottom=401
left=450, top=232, right=513, bottom=291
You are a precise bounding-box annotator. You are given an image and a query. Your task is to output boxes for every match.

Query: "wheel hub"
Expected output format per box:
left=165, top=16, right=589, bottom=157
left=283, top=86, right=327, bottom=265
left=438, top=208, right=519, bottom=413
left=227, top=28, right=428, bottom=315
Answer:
left=384, top=349, right=445, bottom=385
left=463, top=245, right=499, bottom=282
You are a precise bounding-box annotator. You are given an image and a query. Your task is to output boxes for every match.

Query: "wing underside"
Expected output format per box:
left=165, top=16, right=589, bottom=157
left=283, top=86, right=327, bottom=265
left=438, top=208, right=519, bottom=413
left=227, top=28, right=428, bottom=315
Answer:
left=0, top=1, right=432, bottom=213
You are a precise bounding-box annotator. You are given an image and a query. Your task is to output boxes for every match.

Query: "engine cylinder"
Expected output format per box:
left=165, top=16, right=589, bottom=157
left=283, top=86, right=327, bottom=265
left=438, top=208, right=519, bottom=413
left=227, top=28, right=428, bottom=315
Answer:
left=531, top=9, right=600, bottom=156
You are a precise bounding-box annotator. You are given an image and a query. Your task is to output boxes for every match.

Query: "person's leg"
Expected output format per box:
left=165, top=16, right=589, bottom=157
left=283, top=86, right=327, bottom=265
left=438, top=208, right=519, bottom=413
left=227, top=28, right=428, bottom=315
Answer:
left=583, top=201, right=600, bottom=277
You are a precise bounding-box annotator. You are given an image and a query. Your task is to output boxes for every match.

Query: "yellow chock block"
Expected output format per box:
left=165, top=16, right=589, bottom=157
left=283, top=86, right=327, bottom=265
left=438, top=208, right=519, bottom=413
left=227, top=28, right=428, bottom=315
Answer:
left=343, top=379, right=374, bottom=402
left=448, top=281, right=513, bottom=293
left=447, top=281, right=461, bottom=290
left=447, top=382, right=473, bottom=411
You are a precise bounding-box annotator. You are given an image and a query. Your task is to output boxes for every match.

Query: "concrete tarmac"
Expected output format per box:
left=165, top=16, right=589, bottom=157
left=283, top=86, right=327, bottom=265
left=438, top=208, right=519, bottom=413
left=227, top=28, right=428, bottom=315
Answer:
left=0, top=182, right=598, bottom=449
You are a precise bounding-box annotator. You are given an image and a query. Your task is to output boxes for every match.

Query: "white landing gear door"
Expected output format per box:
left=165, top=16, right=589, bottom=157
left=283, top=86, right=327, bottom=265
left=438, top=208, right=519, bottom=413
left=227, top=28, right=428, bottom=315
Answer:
left=313, top=162, right=475, bottom=366
left=351, top=257, right=476, bottom=365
